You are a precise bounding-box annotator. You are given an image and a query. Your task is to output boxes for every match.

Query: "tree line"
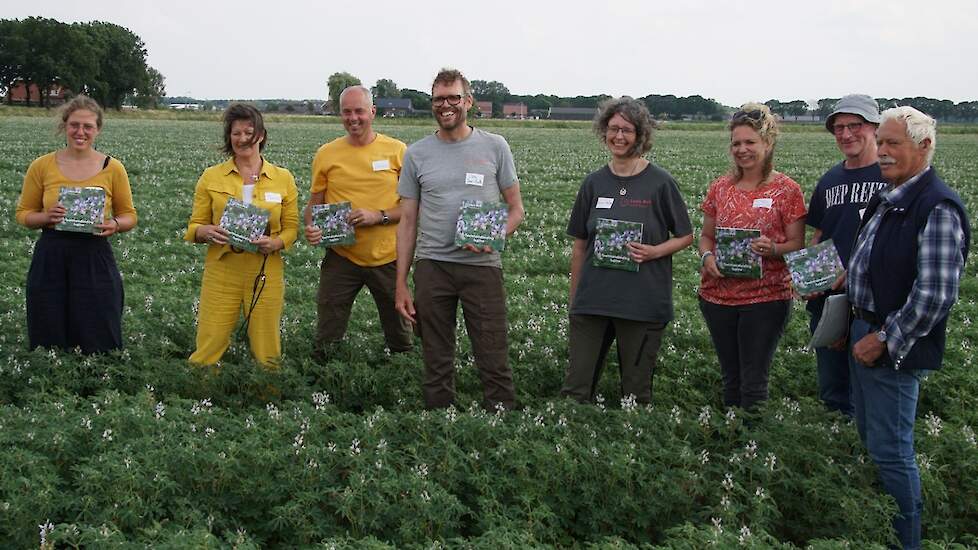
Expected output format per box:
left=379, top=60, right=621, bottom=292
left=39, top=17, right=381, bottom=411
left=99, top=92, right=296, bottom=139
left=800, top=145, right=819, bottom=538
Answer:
left=0, top=17, right=164, bottom=109
left=329, top=72, right=978, bottom=122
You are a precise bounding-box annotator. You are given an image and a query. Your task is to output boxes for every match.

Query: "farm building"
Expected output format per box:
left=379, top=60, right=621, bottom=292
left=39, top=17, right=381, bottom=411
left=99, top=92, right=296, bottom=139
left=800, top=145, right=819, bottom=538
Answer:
left=475, top=100, right=493, bottom=118
left=4, top=80, right=68, bottom=106
left=503, top=102, right=527, bottom=119
left=548, top=107, right=598, bottom=120
left=376, top=97, right=413, bottom=117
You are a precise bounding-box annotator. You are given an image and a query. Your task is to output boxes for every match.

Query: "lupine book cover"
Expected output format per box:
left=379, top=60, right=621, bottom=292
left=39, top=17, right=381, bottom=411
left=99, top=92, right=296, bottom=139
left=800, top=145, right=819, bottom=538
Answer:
left=785, top=239, right=844, bottom=295
left=715, top=227, right=762, bottom=279
left=311, top=202, right=356, bottom=247
left=455, top=200, right=508, bottom=251
left=219, top=198, right=269, bottom=252
left=56, top=186, right=106, bottom=234
left=592, top=218, right=643, bottom=272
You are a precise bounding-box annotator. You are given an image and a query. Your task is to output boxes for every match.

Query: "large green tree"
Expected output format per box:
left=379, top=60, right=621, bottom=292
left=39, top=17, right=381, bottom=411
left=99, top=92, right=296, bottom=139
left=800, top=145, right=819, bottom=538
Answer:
left=471, top=79, right=510, bottom=116
left=81, top=21, right=152, bottom=109
left=0, top=19, right=28, bottom=103
left=326, top=71, right=361, bottom=113
left=371, top=78, right=399, bottom=99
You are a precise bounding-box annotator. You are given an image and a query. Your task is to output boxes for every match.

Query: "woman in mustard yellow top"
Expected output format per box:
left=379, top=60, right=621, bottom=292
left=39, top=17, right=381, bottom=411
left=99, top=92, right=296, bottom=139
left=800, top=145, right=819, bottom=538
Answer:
left=185, top=103, right=299, bottom=367
left=15, top=95, right=137, bottom=354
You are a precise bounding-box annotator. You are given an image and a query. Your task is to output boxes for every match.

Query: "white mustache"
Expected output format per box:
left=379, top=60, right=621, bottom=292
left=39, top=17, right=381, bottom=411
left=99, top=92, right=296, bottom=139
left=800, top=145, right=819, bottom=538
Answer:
left=879, top=158, right=897, bottom=166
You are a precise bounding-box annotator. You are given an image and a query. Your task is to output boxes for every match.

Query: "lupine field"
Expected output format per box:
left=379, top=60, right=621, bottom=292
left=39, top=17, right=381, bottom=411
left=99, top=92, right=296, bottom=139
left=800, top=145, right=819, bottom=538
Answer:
left=1, top=111, right=977, bottom=548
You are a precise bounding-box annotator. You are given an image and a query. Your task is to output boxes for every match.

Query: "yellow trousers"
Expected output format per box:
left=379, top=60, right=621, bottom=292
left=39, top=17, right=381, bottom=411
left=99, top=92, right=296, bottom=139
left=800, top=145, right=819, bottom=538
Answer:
left=190, top=250, right=284, bottom=367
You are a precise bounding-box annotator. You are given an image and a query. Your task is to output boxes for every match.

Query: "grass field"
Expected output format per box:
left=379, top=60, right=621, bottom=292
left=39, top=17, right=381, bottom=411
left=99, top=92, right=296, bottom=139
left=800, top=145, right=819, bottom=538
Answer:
left=1, top=113, right=977, bottom=548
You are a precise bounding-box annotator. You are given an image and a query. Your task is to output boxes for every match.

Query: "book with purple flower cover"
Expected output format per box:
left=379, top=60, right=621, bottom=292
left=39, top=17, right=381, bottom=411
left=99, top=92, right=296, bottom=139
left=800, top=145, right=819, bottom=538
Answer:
left=785, top=239, right=845, bottom=295
left=455, top=200, right=508, bottom=251
left=56, top=186, right=105, bottom=234
left=592, top=218, right=643, bottom=272
left=219, top=197, right=269, bottom=252
left=715, top=227, right=762, bottom=279
left=311, top=202, right=356, bottom=247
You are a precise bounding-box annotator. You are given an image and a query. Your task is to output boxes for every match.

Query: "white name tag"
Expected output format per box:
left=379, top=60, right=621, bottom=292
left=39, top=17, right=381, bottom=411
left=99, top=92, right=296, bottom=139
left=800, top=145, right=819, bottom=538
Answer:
left=372, top=159, right=390, bottom=171
left=596, top=197, right=614, bottom=209
left=465, top=173, right=485, bottom=186
left=264, top=192, right=282, bottom=204
left=753, top=198, right=773, bottom=209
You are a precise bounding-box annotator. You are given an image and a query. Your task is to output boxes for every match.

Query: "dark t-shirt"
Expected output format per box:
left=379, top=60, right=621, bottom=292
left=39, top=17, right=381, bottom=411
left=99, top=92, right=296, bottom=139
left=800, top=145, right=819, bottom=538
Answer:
left=806, top=161, right=886, bottom=314
left=567, top=163, right=693, bottom=323
left=807, top=161, right=887, bottom=267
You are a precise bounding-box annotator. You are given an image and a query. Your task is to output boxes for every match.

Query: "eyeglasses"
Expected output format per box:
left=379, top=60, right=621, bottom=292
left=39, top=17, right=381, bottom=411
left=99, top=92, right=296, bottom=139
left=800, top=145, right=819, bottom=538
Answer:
left=432, top=94, right=464, bottom=106
left=732, top=109, right=763, bottom=122
left=607, top=125, right=636, bottom=136
left=832, top=122, right=865, bottom=136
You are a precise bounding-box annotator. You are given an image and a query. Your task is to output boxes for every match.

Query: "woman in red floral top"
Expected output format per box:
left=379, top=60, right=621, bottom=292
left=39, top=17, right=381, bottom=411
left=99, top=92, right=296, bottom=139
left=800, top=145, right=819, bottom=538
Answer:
left=698, top=103, right=806, bottom=410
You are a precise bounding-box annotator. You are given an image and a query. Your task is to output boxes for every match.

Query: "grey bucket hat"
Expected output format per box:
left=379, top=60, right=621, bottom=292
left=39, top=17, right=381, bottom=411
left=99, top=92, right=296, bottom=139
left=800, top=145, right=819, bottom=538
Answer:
left=825, top=94, right=881, bottom=132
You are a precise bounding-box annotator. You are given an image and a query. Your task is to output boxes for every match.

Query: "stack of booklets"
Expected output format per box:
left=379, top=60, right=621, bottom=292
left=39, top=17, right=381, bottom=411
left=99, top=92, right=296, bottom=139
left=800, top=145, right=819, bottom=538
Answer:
left=455, top=200, right=508, bottom=252
left=592, top=218, right=643, bottom=272
left=219, top=198, right=270, bottom=252
left=785, top=239, right=845, bottom=295
left=56, top=186, right=106, bottom=234
left=311, top=202, right=356, bottom=247
left=715, top=227, right=761, bottom=279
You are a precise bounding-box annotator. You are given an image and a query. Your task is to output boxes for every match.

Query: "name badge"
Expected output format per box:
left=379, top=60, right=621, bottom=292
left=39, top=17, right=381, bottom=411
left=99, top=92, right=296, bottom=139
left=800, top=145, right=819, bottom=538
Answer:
left=264, top=192, right=282, bottom=204
left=465, top=173, right=485, bottom=186
left=753, top=198, right=773, bottom=209
left=596, top=197, right=614, bottom=209
left=372, top=159, right=390, bottom=171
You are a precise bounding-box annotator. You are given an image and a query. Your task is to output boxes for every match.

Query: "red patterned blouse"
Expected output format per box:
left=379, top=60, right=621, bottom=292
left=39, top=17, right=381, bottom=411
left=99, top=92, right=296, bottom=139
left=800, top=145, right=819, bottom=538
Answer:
left=699, top=172, right=807, bottom=306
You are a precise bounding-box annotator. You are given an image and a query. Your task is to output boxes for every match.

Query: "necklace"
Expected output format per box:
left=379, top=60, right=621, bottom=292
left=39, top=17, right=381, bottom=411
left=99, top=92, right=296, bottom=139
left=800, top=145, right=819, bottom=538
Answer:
left=611, top=158, right=643, bottom=196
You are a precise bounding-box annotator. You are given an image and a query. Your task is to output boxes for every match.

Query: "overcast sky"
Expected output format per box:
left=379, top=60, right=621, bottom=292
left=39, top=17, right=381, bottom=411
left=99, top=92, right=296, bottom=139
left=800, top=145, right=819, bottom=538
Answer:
left=9, top=0, right=978, bottom=107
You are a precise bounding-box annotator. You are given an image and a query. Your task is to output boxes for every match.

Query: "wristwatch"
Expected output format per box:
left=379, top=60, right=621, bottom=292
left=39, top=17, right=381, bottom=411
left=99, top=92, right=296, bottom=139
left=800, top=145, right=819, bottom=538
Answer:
left=876, top=330, right=887, bottom=343
left=380, top=210, right=390, bottom=225
left=700, top=250, right=714, bottom=267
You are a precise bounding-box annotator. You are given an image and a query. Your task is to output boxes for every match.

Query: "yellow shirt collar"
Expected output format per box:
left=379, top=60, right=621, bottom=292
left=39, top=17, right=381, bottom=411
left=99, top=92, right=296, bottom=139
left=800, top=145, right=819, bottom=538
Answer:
left=221, top=156, right=276, bottom=180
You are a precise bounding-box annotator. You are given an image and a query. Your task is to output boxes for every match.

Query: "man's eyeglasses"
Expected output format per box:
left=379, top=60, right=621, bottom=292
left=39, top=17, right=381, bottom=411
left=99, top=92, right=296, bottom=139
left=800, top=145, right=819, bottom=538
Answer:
left=607, top=126, right=636, bottom=136
left=432, top=94, right=464, bottom=107
left=832, top=122, right=865, bottom=136
left=732, top=109, right=763, bottom=122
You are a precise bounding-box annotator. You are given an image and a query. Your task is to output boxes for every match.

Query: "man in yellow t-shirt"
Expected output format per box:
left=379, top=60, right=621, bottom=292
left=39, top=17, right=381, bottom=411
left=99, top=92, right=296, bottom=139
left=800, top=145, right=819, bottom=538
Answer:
left=304, top=85, right=412, bottom=358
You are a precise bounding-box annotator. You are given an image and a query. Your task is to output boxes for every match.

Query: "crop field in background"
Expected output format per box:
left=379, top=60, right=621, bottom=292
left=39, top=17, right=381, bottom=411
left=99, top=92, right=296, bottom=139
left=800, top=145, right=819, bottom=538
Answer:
left=1, top=113, right=977, bottom=548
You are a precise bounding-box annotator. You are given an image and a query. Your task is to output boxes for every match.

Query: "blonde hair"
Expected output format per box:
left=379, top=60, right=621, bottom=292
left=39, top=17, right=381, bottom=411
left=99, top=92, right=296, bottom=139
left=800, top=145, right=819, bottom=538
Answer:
left=728, top=102, right=779, bottom=181
left=57, top=95, right=104, bottom=134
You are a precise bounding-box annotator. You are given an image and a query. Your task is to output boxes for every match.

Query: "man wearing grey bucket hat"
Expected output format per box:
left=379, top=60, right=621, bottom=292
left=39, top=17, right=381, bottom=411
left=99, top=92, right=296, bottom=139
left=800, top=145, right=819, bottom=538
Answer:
left=802, top=94, right=888, bottom=416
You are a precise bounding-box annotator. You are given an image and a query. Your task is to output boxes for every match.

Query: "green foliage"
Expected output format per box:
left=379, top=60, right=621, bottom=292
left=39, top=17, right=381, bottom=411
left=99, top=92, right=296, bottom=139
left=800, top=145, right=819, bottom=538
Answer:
left=326, top=72, right=361, bottom=114
left=0, top=17, right=162, bottom=109
left=2, top=115, right=978, bottom=546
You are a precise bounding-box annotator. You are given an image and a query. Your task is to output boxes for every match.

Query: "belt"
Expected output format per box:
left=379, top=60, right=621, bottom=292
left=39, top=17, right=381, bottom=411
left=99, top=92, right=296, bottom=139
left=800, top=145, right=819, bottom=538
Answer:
left=852, top=307, right=883, bottom=325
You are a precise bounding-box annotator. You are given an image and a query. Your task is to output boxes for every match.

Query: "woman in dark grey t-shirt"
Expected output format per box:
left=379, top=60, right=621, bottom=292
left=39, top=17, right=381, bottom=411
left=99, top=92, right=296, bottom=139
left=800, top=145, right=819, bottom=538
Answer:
left=561, top=97, right=694, bottom=405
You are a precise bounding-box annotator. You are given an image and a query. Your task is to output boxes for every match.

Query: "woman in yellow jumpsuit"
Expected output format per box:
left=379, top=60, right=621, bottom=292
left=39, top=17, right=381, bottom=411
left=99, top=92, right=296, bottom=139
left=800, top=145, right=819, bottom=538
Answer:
left=185, top=103, right=298, bottom=366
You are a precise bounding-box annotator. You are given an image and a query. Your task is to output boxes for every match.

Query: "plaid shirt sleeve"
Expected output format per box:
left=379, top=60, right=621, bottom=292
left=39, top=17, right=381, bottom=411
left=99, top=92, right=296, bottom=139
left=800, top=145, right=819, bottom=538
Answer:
left=884, top=202, right=966, bottom=368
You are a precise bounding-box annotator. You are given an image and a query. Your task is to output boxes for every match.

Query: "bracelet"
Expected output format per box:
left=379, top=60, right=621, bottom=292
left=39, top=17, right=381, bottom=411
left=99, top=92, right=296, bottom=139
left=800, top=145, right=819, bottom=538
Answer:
left=700, top=250, right=714, bottom=267
left=111, top=217, right=119, bottom=230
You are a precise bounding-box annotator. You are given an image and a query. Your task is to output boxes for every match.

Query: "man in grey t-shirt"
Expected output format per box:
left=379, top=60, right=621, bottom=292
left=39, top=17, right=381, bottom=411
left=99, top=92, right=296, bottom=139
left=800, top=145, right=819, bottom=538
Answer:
left=395, top=68, right=525, bottom=410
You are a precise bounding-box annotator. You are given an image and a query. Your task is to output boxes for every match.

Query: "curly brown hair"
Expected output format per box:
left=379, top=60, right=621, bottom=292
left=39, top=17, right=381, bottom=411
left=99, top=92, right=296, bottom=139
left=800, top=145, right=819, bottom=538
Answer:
left=593, top=97, right=655, bottom=158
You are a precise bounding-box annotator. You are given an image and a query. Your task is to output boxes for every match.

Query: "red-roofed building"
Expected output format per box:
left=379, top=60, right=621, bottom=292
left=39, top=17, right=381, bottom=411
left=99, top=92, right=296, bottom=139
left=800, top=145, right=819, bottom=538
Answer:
left=503, top=103, right=527, bottom=119
left=475, top=100, right=493, bottom=118
left=5, top=80, right=68, bottom=106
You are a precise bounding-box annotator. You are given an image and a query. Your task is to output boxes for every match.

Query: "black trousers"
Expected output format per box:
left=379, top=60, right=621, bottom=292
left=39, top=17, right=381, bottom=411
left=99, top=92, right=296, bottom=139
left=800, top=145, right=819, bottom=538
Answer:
left=26, top=229, right=124, bottom=354
left=698, top=296, right=790, bottom=410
